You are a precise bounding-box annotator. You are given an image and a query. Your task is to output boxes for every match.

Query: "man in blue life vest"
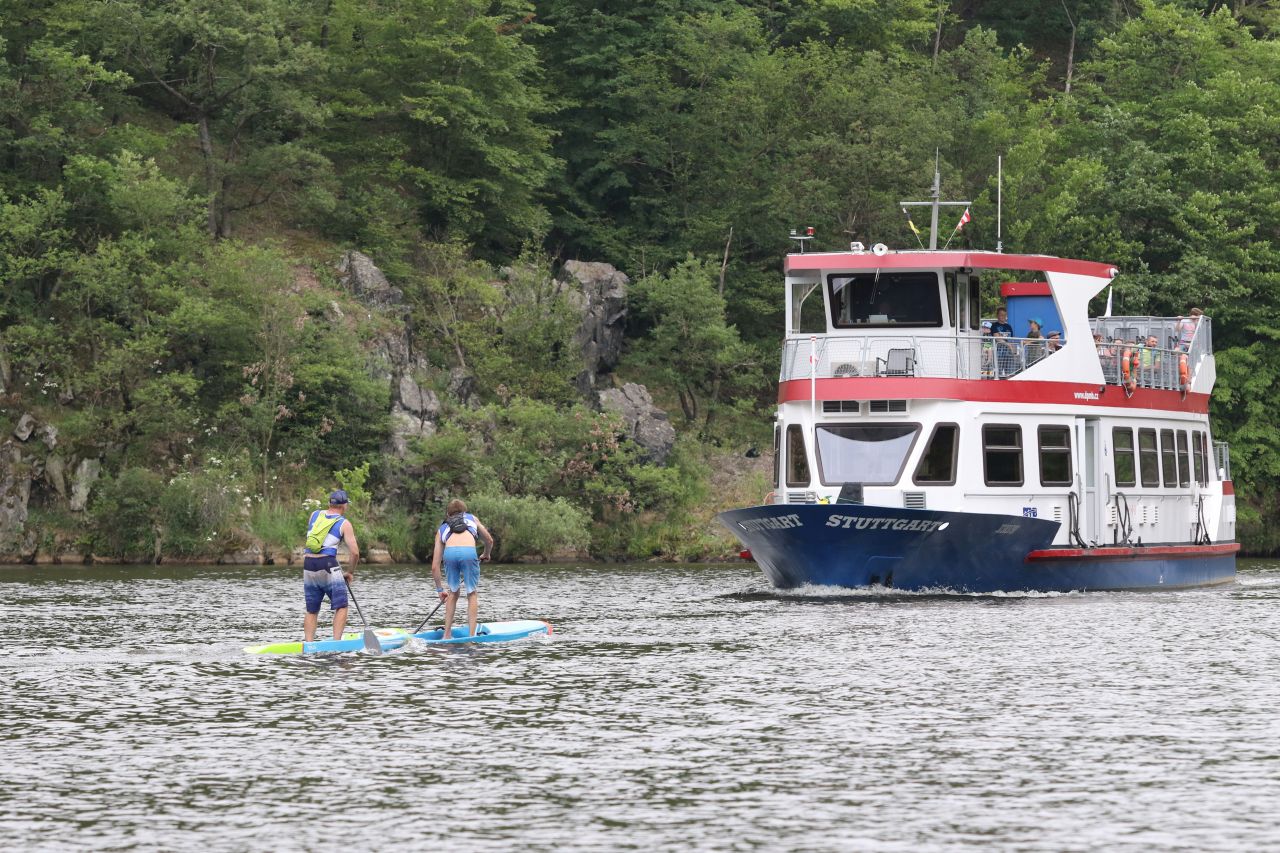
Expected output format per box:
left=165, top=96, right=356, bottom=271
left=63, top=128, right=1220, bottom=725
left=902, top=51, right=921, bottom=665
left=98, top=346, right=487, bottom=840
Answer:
left=430, top=499, right=494, bottom=638
left=302, top=490, right=362, bottom=641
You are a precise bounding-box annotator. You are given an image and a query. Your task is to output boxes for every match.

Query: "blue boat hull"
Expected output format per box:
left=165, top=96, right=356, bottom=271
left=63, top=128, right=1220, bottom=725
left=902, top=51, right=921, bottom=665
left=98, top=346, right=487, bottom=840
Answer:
left=718, top=504, right=1236, bottom=592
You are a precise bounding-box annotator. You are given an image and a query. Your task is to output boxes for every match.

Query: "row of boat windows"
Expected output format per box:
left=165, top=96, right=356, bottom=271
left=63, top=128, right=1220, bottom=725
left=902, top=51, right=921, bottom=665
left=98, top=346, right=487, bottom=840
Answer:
left=780, top=423, right=1212, bottom=490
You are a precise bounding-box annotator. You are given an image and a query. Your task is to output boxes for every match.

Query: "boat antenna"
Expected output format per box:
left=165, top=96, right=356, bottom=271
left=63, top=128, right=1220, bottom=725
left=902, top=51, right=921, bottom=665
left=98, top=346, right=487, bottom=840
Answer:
left=997, top=154, right=1003, bottom=254
left=899, top=150, right=970, bottom=250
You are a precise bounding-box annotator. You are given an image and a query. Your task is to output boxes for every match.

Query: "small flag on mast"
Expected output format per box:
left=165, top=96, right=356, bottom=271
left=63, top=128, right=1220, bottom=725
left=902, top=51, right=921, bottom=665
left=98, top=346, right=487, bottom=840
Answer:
left=955, top=208, right=971, bottom=231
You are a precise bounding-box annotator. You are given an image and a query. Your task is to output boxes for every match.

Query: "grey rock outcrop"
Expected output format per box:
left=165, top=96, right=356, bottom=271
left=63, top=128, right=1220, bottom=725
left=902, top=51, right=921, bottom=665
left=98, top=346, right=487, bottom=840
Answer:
left=13, top=414, right=35, bottom=442
left=338, top=251, right=406, bottom=312
left=69, top=458, right=101, bottom=512
left=0, top=442, right=34, bottom=559
left=560, top=261, right=629, bottom=393
left=597, top=383, right=676, bottom=464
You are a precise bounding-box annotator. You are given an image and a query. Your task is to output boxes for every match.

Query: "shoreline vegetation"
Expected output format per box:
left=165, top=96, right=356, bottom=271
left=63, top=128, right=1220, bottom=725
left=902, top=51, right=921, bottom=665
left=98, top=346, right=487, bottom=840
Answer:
left=2, top=3, right=1278, bottom=564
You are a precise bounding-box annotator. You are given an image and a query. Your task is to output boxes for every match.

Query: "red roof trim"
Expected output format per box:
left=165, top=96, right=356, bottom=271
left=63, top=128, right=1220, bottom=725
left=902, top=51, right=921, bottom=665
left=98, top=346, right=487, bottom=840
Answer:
left=1000, top=281, right=1052, bottom=297
left=784, top=251, right=1117, bottom=279
left=778, top=377, right=1211, bottom=414
left=1026, top=543, right=1239, bottom=562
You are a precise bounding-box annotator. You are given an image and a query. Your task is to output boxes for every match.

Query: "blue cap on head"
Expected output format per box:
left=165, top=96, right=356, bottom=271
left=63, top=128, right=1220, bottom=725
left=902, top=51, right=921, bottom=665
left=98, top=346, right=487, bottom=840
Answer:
left=1030, top=317, right=1043, bottom=327
left=329, top=489, right=349, bottom=505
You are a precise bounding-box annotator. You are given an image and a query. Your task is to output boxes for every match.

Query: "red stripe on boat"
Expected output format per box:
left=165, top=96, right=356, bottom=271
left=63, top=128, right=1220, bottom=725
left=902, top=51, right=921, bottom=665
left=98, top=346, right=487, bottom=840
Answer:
left=778, top=377, right=1210, bottom=414
left=1025, top=543, right=1239, bottom=562
left=784, top=251, right=1117, bottom=279
left=1000, top=281, right=1052, bottom=297
left=1222, top=481, right=1234, bottom=495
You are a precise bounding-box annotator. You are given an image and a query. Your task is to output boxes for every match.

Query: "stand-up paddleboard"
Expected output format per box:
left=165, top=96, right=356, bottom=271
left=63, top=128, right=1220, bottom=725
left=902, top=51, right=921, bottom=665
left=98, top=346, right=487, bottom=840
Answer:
left=245, top=627, right=410, bottom=655
left=411, top=620, right=551, bottom=645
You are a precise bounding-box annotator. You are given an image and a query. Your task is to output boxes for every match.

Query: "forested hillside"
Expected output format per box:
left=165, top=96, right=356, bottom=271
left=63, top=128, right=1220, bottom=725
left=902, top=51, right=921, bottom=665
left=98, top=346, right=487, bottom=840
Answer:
left=2, top=0, right=1277, bottom=562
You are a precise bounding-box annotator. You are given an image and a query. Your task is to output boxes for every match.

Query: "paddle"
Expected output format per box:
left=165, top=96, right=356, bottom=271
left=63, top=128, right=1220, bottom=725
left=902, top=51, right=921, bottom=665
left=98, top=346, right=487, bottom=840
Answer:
left=342, top=575, right=382, bottom=655
left=411, top=599, right=446, bottom=634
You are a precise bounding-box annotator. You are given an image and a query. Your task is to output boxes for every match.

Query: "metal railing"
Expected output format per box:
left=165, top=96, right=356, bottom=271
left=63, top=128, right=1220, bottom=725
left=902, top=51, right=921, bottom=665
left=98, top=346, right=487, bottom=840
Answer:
left=779, top=315, right=1214, bottom=387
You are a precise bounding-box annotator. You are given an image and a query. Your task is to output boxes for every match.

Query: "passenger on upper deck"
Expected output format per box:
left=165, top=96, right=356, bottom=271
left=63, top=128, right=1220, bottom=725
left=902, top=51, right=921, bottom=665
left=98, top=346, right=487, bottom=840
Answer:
left=1046, top=330, right=1062, bottom=352
left=1178, top=308, right=1203, bottom=351
left=1025, top=318, right=1046, bottom=364
left=991, top=308, right=1016, bottom=377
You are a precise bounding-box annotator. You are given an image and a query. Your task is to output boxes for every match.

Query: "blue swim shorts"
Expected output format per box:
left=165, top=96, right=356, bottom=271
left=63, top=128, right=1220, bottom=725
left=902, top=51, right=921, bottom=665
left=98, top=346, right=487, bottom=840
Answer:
left=303, top=555, right=348, bottom=614
left=443, top=545, right=481, bottom=595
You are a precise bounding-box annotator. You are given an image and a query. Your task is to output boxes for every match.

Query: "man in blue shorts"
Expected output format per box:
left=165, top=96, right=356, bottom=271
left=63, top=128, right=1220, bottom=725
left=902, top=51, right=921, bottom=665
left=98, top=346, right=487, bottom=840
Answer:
left=302, top=490, right=362, bottom=641
left=430, top=499, right=494, bottom=638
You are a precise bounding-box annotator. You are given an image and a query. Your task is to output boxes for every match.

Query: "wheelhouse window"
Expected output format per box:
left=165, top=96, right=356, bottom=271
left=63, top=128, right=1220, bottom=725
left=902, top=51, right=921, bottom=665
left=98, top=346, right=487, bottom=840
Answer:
left=786, top=424, right=810, bottom=487
left=815, top=424, right=920, bottom=486
left=1193, top=430, right=1207, bottom=485
left=1160, top=429, right=1178, bottom=487
left=983, top=424, right=1023, bottom=486
left=827, top=272, right=943, bottom=328
left=1038, top=426, right=1072, bottom=487
left=914, top=423, right=958, bottom=485
left=1138, top=428, right=1159, bottom=488
left=773, top=425, right=781, bottom=489
left=790, top=280, right=826, bottom=334
left=1113, top=427, right=1136, bottom=488
left=1176, top=431, right=1191, bottom=488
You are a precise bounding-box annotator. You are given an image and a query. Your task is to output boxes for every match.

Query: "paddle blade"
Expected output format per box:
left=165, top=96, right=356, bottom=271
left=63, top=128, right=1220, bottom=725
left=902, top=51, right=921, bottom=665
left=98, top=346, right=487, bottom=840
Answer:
left=363, top=629, right=382, bottom=655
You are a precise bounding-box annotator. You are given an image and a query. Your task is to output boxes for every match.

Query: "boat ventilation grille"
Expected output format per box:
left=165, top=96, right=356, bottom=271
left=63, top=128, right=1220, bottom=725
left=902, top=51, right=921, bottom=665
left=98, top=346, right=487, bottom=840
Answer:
left=902, top=492, right=926, bottom=509
left=786, top=491, right=818, bottom=504
left=1052, top=505, right=1063, bottom=523
left=822, top=400, right=860, bottom=414
left=869, top=400, right=907, bottom=414
left=1108, top=505, right=1118, bottom=526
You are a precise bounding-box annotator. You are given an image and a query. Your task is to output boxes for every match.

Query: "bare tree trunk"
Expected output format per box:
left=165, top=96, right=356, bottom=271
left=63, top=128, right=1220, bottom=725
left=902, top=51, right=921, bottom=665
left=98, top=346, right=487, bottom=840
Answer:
left=1061, top=1, right=1078, bottom=94
left=719, top=226, right=733, bottom=298
left=932, top=1, right=945, bottom=67
left=197, top=114, right=220, bottom=238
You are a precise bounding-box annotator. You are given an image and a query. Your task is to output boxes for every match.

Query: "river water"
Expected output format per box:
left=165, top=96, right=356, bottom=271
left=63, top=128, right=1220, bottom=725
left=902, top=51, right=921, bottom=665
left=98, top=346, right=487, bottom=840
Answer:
left=3, top=560, right=1279, bottom=851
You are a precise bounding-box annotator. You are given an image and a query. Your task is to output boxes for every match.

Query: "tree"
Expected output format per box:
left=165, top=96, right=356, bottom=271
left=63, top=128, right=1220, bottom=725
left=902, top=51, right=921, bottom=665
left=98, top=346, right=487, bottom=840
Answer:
left=89, top=0, right=331, bottom=238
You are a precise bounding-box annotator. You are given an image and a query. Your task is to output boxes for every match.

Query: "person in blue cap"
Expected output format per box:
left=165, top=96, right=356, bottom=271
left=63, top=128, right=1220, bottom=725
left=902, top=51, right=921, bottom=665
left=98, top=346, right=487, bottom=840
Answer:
left=301, top=489, right=362, bottom=641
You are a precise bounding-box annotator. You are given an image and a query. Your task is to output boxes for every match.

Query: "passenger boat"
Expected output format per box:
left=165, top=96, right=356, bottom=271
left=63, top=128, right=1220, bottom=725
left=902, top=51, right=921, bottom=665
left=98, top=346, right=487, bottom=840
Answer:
left=719, top=179, right=1238, bottom=592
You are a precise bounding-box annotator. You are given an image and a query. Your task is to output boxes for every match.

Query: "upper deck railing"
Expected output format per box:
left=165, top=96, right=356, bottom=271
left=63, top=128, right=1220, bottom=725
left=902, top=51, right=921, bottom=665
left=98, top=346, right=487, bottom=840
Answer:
left=780, top=315, right=1213, bottom=391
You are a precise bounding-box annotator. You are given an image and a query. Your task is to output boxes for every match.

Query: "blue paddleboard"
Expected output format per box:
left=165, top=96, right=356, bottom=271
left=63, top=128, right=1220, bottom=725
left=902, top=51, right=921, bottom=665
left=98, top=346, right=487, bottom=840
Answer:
left=410, top=620, right=551, bottom=645
left=245, top=627, right=410, bottom=655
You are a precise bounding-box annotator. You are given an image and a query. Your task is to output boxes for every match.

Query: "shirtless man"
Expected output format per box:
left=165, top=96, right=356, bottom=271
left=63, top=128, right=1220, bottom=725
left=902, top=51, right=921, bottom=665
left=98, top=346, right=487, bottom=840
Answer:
left=430, top=499, right=495, bottom=638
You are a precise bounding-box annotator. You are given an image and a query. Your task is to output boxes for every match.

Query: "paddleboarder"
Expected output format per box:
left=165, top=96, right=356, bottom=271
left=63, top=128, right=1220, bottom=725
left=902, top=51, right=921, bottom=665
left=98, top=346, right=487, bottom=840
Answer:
left=431, top=499, right=494, bottom=639
left=302, top=490, right=362, bottom=642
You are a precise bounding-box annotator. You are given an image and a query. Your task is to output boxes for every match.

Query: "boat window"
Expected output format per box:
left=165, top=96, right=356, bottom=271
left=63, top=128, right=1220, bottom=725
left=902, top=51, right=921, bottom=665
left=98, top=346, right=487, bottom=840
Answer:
left=1160, top=429, right=1177, bottom=487
left=1038, top=426, right=1072, bottom=487
left=827, top=272, right=942, bottom=328
left=791, top=280, right=825, bottom=334
left=945, top=272, right=958, bottom=330
left=785, top=424, right=810, bottom=487
left=969, top=276, right=981, bottom=330
left=914, top=423, right=958, bottom=485
left=1138, top=428, right=1159, bottom=488
left=1113, top=428, right=1136, bottom=488
left=815, top=424, right=920, bottom=486
left=1176, top=431, right=1191, bottom=488
left=983, top=424, right=1023, bottom=487
left=1193, top=430, right=1207, bottom=485
left=773, top=425, right=781, bottom=489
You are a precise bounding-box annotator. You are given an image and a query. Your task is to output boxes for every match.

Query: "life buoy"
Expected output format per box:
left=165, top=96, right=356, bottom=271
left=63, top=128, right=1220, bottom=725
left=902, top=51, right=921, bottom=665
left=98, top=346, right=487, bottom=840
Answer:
left=1179, top=353, right=1189, bottom=391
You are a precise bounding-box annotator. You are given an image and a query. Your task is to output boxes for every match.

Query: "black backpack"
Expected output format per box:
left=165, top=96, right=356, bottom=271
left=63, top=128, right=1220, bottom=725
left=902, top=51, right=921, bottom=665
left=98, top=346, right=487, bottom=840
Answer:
left=445, top=513, right=470, bottom=534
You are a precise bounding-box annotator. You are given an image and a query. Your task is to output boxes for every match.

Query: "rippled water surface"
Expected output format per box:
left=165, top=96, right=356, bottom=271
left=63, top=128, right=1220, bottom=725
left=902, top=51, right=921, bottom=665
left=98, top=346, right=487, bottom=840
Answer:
left=3, top=560, right=1280, bottom=851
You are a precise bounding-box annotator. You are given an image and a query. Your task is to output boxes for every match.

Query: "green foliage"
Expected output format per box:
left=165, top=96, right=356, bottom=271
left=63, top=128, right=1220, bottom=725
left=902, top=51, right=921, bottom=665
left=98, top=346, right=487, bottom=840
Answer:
left=334, top=461, right=372, bottom=519
left=158, top=467, right=252, bottom=557
left=90, top=467, right=165, bottom=561
left=368, top=509, right=416, bottom=562
left=464, top=492, right=591, bottom=561
left=625, top=258, right=763, bottom=434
